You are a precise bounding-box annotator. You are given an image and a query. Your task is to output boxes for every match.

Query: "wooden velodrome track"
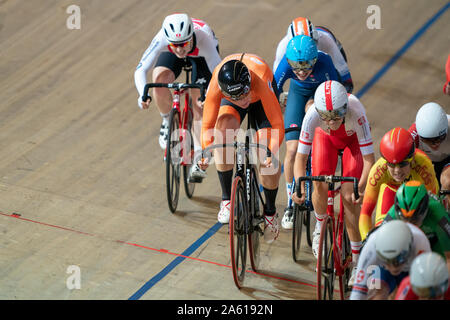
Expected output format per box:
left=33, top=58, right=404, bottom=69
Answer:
left=0, top=0, right=449, bottom=301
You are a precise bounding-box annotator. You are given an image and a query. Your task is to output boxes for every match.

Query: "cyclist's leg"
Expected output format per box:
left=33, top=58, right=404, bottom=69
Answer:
left=339, top=138, right=364, bottom=267
left=153, top=52, right=184, bottom=115
left=250, top=101, right=281, bottom=242
left=214, top=100, right=245, bottom=223
left=283, top=81, right=312, bottom=210
left=189, top=57, right=213, bottom=153
left=153, top=53, right=184, bottom=149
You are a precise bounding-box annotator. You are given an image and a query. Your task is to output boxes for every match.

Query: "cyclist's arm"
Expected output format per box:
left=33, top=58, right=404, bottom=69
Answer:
left=359, top=159, right=386, bottom=240
left=134, top=31, right=166, bottom=99
left=418, top=151, right=440, bottom=194
left=258, top=76, right=285, bottom=155
left=273, top=56, right=292, bottom=98
left=317, top=33, right=351, bottom=82
left=201, top=76, right=223, bottom=150
left=195, top=29, right=222, bottom=74
left=350, top=234, right=378, bottom=300
left=444, top=53, right=450, bottom=94
left=273, top=36, right=289, bottom=72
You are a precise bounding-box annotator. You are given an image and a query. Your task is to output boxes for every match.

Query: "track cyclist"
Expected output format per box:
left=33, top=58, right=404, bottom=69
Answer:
left=350, top=220, right=431, bottom=300
left=408, top=102, right=449, bottom=187
left=198, top=53, right=284, bottom=243
left=359, top=127, right=440, bottom=241
left=273, top=17, right=353, bottom=93
left=382, top=181, right=450, bottom=264
left=395, top=252, right=449, bottom=300
left=134, top=13, right=221, bottom=181
left=291, top=80, right=375, bottom=284
left=273, top=35, right=342, bottom=230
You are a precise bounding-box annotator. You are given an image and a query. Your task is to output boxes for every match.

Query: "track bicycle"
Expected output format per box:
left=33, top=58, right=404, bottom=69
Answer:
left=296, top=152, right=359, bottom=300
left=200, top=118, right=278, bottom=289
left=142, top=58, right=205, bottom=213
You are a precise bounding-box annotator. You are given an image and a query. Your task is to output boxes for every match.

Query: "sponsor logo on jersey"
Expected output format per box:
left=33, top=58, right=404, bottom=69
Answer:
left=410, top=161, right=433, bottom=185
left=369, top=163, right=389, bottom=186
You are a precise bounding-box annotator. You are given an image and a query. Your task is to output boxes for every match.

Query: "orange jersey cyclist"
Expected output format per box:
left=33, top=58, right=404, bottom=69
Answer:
left=292, top=80, right=375, bottom=284
left=359, top=127, right=440, bottom=241
left=198, top=53, right=284, bottom=243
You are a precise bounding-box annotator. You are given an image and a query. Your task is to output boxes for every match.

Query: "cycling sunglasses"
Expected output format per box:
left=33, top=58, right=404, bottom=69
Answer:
left=287, top=58, right=317, bottom=72
left=316, top=106, right=347, bottom=121
left=169, top=39, right=191, bottom=48
left=222, top=85, right=250, bottom=101
left=386, top=158, right=413, bottom=168
left=420, top=133, right=447, bottom=145
left=378, top=249, right=411, bottom=268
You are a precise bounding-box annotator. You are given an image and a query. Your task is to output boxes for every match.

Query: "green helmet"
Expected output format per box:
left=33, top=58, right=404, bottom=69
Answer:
left=394, top=180, right=429, bottom=226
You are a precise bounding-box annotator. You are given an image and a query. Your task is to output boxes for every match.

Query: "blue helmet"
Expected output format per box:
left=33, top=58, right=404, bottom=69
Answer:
left=285, top=35, right=318, bottom=70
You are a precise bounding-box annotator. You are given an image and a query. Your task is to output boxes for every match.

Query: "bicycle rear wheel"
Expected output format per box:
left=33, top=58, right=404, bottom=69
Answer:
left=292, top=204, right=304, bottom=262
left=316, top=216, right=335, bottom=300
left=166, top=108, right=181, bottom=213
left=229, top=176, right=248, bottom=289
left=304, top=209, right=312, bottom=247
left=248, top=173, right=263, bottom=272
left=183, top=107, right=195, bottom=198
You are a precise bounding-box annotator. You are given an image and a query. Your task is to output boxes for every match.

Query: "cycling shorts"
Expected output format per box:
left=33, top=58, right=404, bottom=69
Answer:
left=155, top=52, right=213, bottom=86
left=284, top=82, right=315, bottom=141
left=311, top=127, right=363, bottom=180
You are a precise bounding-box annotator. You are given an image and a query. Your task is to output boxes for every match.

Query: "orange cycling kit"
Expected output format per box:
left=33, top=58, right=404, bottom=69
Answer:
left=359, top=149, right=439, bottom=240
left=201, top=53, right=284, bottom=155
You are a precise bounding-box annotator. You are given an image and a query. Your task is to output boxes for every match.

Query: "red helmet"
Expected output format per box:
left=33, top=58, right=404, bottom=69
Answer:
left=380, top=127, right=415, bottom=163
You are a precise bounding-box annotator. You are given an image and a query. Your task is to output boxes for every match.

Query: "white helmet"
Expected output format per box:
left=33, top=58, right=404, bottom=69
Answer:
left=162, top=13, right=194, bottom=43
left=375, top=220, right=413, bottom=267
left=410, top=252, right=449, bottom=299
left=287, top=17, right=319, bottom=42
left=415, top=102, right=448, bottom=138
left=314, top=80, right=348, bottom=120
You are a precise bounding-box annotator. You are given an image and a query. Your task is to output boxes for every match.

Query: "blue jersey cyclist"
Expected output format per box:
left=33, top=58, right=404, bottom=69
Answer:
left=273, top=34, right=340, bottom=229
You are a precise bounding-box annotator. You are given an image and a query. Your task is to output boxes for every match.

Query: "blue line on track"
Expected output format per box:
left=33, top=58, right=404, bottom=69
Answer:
left=128, top=2, right=450, bottom=300
left=356, top=1, right=450, bottom=99
left=129, top=222, right=222, bottom=300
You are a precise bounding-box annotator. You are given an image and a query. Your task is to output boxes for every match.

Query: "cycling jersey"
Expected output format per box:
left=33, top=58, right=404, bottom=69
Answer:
left=350, top=223, right=431, bottom=300
left=273, top=27, right=352, bottom=82
left=134, top=18, right=221, bottom=99
left=297, top=94, right=373, bottom=156
left=201, top=53, right=284, bottom=153
left=359, top=149, right=439, bottom=240
left=408, top=115, right=450, bottom=163
left=395, top=275, right=450, bottom=300
left=384, top=194, right=450, bottom=258
left=274, top=51, right=339, bottom=94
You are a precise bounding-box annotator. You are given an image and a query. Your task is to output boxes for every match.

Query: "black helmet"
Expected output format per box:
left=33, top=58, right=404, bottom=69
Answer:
left=218, top=56, right=251, bottom=100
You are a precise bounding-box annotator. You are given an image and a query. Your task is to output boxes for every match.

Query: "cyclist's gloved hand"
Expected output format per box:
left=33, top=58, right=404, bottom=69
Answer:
left=139, top=96, right=151, bottom=110
left=198, top=157, right=209, bottom=171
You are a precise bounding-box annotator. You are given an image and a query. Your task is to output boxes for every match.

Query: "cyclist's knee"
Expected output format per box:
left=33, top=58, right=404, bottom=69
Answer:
left=152, top=67, right=175, bottom=83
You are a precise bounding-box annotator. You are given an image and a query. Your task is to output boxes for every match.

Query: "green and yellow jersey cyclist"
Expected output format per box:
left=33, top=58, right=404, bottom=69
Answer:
left=383, top=181, right=450, bottom=263
left=359, top=128, right=439, bottom=240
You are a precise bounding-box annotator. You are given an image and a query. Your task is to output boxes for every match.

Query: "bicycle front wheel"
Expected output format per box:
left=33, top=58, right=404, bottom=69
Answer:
left=316, top=216, right=335, bottom=300
left=166, top=108, right=181, bottom=213
left=338, top=223, right=352, bottom=300
left=229, top=176, right=248, bottom=289
left=292, top=204, right=304, bottom=262
left=183, top=107, right=195, bottom=198
left=248, top=174, right=263, bottom=272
